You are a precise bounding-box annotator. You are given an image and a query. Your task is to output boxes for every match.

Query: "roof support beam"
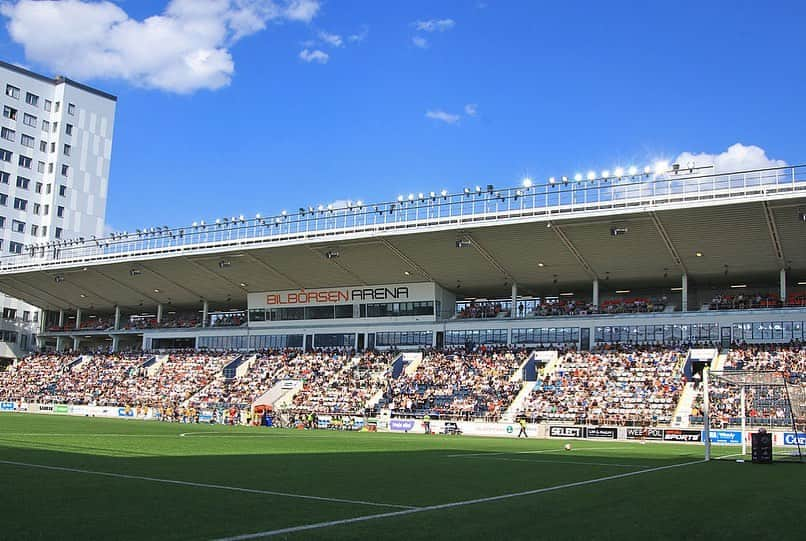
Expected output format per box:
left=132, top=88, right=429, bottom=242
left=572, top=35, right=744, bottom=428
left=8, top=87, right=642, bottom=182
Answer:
left=551, top=226, right=598, bottom=280
left=380, top=239, right=436, bottom=283
left=241, top=252, right=303, bottom=289
left=184, top=257, right=246, bottom=292
left=137, top=263, right=207, bottom=301
left=649, top=211, right=688, bottom=274
left=307, top=246, right=367, bottom=285
left=92, top=268, right=160, bottom=306
left=1, top=276, right=68, bottom=310
left=465, top=233, right=515, bottom=283
left=761, top=201, right=786, bottom=267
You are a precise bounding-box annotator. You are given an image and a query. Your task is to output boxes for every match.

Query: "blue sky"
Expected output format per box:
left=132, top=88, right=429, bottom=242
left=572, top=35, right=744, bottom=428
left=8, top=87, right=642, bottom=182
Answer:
left=1, top=0, right=804, bottom=232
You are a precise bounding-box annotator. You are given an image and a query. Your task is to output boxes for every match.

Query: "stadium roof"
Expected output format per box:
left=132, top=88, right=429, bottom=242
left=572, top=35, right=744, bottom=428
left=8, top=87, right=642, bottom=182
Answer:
left=1, top=166, right=805, bottom=312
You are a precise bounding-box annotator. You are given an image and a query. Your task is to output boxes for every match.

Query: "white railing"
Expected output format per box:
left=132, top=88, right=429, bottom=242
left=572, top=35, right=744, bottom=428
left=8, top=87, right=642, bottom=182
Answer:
left=2, top=164, right=804, bottom=272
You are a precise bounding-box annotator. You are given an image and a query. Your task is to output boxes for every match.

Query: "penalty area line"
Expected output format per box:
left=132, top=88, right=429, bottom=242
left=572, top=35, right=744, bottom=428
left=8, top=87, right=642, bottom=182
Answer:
left=214, top=459, right=706, bottom=540
left=0, top=459, right=417, bottom=511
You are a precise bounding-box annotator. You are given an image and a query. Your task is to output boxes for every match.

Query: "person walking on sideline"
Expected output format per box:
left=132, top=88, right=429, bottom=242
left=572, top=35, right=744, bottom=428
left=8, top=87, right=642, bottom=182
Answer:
left=518, top=417, right=528, bottom=438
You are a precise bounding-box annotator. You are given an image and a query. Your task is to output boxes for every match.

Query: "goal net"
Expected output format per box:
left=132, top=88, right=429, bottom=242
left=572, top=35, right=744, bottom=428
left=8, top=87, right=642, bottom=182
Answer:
left=700, top=370, right=804, bottom=463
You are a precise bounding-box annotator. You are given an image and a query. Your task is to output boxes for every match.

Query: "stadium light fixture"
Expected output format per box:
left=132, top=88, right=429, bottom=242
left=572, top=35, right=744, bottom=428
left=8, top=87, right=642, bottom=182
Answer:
left=614, top=167, right=624, bottom=178
left=628, top=166, right=638, bottom=176
left=463, top=188, right=471, bottom=195
left=616, top=289, right=631, bottom=294
left=587, top=171, right=596, bottom=181
left=695, top=252, right=703, bottom=257
left=644, top=166, right=652, bottom=174
left=537, top=262, right=545, bottom=267
left=79, top=293, right=87, bottom=298
left=574, top=174, right=582, bottom=182
left=561, top=176, right=569, bottom=184
left=153, top=289, right=160, bottom=293
left=799, top=212, right=806, bottom=222
left=548, top=177, right=556, bottom=185
left=654, top=161, right=669, bottom=174
left=601, top=170, right=610, bottom=178
left=441, top=189, right=448, bottom=197
left=397, top=195, right=404, bottom=202
left=798, top=281, right=806, bottom=285
left=403, top=271, right=411, bottom=276
left=670, top=287, right=683, bottom=291
left=239, top=282, right=248, bottom=288
left=730, top=284, right=747, bottom=288
left=559, top=292, right=574, bottom=296
left=522, top=177, right=533, bottom=188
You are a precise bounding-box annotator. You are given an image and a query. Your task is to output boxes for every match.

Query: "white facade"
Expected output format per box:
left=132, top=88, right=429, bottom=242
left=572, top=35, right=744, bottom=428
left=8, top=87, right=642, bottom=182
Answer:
left=0, top=61, right=116, bottom=352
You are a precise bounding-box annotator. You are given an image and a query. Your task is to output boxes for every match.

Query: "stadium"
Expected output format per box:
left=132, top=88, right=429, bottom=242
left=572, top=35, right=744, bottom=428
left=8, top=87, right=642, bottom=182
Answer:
left=1, top=4, right=806, bottom=540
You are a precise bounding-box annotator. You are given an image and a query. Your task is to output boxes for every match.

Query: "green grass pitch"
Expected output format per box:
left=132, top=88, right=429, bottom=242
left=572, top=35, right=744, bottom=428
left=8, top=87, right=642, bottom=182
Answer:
left=0, top=414, right=802, bottom=540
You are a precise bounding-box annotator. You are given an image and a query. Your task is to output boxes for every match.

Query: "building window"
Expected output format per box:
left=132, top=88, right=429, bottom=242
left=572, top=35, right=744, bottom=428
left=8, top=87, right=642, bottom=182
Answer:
left=25, top=92, right=39, bottom=107
left=39, top=140, right=47, bottom=153
left=8, top=241, right=23, bottom=254
left=5, top=85, right=19, bottom=99
left=0, top=194, right=6, bottom=206
left=47, top=162, right=53, bottom=173
left=1, top=127, right=15, bottom=141
left=30, top=224, right=38, bottom=236
left=57, top=206, right=64, bottom=218
left=52, top=121, right=58, bottom=133
left=2, top=106, right=17, bottom=120
left=55, top=227, right=62, bottom=239
left=58, top=184, right=66, bottom=196
left=0, top=216, right=5, bottom=227
left=36, top=161, right=44, bottom=174
left=50, top=142, right=55, bottom=153
left=15, top=176, right=29, bottom=189
left=32, top=203, right=39, bottom=214
left=43, top=203, right=49, bottom=215
left=44, top=99, right=52, bottom=112
left=41, top=120, right=50, bottom=132
left=13, top=198, right=27, bottom=210
left=0, top=149, right=12, bottom=162
left=46, top=183, right=51, bottom=194
left=65, top=124, right=73, bottom=136
left=18, top=155, right=31, bottom=169
left=67, top=103, right=75, bottom=115
left=54, top=101, right=60, bottom=113
left=22, top=113, right=36, bottom=127
left=41, top=225, right=47, bottom=236
left=20, top=134, right=34, bottom=148
left=61, top=164, right=69, bottom=176
left=0, top=172, right=8, bottom=184
left=63, top=144, right=71, bottom=156
left=11, top=219, right=24, bottom=233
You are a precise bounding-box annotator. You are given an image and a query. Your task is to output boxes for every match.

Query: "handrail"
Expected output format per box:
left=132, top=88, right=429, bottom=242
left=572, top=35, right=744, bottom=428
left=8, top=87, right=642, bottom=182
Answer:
left=2, top=164, right=805, bottom=272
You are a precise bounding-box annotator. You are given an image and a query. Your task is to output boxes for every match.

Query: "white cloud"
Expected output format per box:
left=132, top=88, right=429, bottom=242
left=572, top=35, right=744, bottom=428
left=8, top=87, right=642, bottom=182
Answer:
left=0, top=0, right=321, bottom=93
left=674, top=143, right=786, bottom=174
left=414, top=18, right=455, bottom=32
left=299, top=48, right=328, bottom=63
left=412, top=36, right=429, bottom=49
left=348, top=26, right=368, bottom=43
left=425, top=110, right=460, bottom=124
left=464, top=103, right=477, bottom=116
left=318, top=30, right=342, bottom=47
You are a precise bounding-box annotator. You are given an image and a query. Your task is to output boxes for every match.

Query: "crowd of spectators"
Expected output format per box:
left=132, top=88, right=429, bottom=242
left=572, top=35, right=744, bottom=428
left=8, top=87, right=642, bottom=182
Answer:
left=288, top=352, right=392, bottom=415
left=387, top=347, right=525, bottom=420
left=456, top=302, right=507, bottom=319
left=0, top=353, right=78, bottom=401
left=36, top=353, right=148, bottom=405
left=520, top=346, right=685, bottom=425
left=708, top=292, right=783, bottom=311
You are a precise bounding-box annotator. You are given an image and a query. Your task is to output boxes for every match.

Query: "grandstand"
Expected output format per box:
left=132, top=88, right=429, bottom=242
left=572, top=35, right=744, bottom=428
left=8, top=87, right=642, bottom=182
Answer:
left=0, top=164, right=801, bottom=356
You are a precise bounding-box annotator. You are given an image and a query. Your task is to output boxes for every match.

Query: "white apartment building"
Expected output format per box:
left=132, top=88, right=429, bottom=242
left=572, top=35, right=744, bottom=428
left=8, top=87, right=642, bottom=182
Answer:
left=0, top=60, right=116, bottom=356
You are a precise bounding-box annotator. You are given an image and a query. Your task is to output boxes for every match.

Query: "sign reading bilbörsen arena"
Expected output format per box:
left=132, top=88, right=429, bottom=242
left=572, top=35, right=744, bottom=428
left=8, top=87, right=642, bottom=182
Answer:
left=248, top=282, right=437, bottom=309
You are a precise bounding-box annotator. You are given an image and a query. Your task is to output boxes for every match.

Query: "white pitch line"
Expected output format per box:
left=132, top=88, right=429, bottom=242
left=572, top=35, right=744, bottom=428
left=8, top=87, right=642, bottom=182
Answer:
left=457, top=456, right=646, bottom=468
left=0, top=459, right=417, bottom=510
left=445, top=446, right=628, bottom=458
left=214, top=459, right=706, bottom=540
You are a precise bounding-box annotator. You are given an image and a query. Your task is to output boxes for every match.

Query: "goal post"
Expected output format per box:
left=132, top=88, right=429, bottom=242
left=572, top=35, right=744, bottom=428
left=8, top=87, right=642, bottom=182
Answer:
left=701, top=369, right=804, bottom=463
